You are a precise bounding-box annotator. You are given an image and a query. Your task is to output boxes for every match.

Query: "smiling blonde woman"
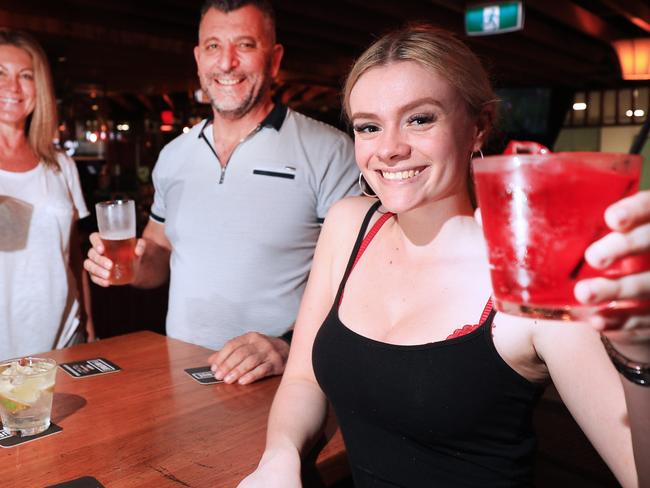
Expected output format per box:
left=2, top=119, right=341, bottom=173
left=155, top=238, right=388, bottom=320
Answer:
left=239, top=25, right=650, bottom=488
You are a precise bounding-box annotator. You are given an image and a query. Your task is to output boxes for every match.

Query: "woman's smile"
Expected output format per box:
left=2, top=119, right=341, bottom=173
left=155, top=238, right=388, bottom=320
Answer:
left=378, top=166, right=426, bottom=181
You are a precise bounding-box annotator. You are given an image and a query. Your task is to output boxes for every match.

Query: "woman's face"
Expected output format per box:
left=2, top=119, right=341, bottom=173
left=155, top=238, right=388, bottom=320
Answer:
left=349, top=60, right=480, bottom=214
left=0, top=45, right=36, bottom=129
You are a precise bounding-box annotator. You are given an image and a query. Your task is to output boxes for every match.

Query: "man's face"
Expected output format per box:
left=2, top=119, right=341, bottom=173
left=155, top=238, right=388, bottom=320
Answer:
left=194, top=5, right=283, bottom=119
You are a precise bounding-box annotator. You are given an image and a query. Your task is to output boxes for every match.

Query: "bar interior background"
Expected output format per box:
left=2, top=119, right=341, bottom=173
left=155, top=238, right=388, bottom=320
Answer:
left=1, top=2, right=649, bottom=485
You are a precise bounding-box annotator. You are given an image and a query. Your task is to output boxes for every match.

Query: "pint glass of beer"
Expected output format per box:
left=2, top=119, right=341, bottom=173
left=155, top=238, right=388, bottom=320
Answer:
left=95, top=199, right=136, bottom=285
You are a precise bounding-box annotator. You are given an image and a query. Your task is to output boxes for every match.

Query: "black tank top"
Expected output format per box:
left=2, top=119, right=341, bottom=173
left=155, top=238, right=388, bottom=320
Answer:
left=312, top=201, right=544, bottom=487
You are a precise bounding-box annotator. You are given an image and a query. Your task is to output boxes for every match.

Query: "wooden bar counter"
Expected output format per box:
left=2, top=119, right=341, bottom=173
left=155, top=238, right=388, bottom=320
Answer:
left=1, top=331, right=348, bottom=487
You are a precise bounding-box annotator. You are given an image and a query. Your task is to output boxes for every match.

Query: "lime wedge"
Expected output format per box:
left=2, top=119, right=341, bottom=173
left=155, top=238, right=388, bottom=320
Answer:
left=0, top=394, right=30, bottom=413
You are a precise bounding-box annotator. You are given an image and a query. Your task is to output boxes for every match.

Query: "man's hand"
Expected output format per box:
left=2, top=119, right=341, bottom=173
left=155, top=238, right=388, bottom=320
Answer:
left=208, top=332, right=290, bottom=385
left=84, top=232, right=146, bottom=287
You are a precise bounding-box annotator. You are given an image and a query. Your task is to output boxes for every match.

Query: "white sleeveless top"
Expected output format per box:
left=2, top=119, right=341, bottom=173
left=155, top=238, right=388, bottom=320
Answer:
left=0, top=153, right=89, bottom=360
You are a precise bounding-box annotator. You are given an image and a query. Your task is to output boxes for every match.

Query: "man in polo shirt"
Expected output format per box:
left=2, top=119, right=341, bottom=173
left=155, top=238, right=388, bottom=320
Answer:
left=84, top=0, right=358, bottom=384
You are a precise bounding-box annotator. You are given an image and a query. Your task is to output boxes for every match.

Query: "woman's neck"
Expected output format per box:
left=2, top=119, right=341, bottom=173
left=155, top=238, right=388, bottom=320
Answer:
left=394, top=192, right=476, bottom=247
left=0, top=126, right=39, bottom=172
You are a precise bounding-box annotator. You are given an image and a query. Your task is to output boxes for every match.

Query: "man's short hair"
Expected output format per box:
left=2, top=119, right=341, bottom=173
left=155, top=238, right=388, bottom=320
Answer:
left=200, top=0, right=276, bottom=36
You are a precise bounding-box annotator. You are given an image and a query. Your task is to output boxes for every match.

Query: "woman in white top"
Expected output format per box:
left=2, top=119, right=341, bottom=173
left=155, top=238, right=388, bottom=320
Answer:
left=0, top=29, right=93, bottom=360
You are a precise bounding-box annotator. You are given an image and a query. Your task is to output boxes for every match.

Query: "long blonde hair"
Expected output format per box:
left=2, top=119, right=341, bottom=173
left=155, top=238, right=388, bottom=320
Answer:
left=0, top=29, right=60, bottom=169
left=343, top=24, right=496, bottom=120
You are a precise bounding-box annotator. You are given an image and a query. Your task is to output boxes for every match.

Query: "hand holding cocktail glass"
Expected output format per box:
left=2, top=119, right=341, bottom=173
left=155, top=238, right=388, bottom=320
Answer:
left=575, top=190, right=650, bottom=343
left=473, top=150, right=650, bottom=359
left=86, top=199, right=140, bottom=287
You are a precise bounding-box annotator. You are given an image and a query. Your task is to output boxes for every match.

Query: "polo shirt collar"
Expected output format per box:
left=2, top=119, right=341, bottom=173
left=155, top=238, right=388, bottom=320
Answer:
left=261, top=103, right=288, bottom=131
left=198, top=103, right=288, bottom=139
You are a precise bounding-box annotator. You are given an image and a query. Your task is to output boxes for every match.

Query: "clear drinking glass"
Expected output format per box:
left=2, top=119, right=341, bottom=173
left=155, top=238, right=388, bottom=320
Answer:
left=95, top=199, right=137, bottom=285
left=472, top=152, right=649, bottom=320
left=0, top=357, right=57, bottom=436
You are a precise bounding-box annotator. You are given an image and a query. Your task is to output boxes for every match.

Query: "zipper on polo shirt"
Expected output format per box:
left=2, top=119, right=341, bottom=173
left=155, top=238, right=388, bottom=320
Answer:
left=200, top=122, right=264, bottom=184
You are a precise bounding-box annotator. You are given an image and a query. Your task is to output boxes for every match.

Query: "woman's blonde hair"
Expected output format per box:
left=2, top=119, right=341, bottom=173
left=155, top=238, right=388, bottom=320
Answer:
left=343, top=24, right=496, bottom=121
left=0, top=29, right=60, bottom=169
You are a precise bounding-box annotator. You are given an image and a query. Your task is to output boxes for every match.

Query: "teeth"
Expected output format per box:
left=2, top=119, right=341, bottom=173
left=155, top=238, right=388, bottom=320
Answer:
left=0, top=97, right=19, bottom=104
left=217, top=78, right=240, bottom=86
left=381, top=169, right=420, bottom=181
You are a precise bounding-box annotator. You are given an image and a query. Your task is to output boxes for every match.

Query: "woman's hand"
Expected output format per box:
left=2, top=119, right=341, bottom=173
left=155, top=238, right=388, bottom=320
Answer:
left=574, top=190, right=650, bottom=355
left=237, top=448, right=302, bottom=488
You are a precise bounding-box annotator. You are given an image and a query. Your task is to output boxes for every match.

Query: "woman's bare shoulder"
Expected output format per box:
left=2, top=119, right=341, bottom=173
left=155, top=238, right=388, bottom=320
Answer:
left=323, top=196, right=381, bottom=233
left=327, top=195, right=380, bottom=219
left=318, top=197, right=381, bottom=269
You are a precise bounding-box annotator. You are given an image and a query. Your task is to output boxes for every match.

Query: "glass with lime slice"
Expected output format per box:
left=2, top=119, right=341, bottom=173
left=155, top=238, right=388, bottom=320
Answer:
left=0, top=357, right=57, bottom=436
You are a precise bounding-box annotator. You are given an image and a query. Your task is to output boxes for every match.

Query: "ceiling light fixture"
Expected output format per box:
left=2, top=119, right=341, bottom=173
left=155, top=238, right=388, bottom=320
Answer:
left=612, top=38, right=650, bottom=80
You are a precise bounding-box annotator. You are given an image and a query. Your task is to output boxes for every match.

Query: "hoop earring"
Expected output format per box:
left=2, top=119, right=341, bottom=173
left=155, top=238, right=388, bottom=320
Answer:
left=358, top=172, right=377, bottom=198
left=470, top=149, right=484, bottom=161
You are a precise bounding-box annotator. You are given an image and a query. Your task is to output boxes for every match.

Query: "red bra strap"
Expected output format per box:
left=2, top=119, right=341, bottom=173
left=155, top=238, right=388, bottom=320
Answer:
left=339, top=211, right=394, bottom=305
left=479, top=297, right=494, bottom=325
left=445, top=297, right=495, bottom=340
left=350, top=212, right=394, bottom=272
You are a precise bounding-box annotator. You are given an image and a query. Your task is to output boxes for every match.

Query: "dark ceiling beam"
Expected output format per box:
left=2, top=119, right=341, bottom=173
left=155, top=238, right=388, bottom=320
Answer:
left=278, top=43, right=355, bottom=85
left=517, top=15, right=613, bottom=64
left=0, top=8, right=194, bottom=55
left=346, top=0, right=464, bottom=31
left=275, top=14, right=370, bottom=51
left=55, top=0, right=200, bottom=28
left=525, top=0, right=625, bottom=41
left=599, top=0, right=650, bottom=33
left=2, top=0, right=198, bottom=37
left=273, top=0, right=397, bottom=34
left=470, top=33, right=600, bottom=75
left=471, top=46, right=581, bottom=87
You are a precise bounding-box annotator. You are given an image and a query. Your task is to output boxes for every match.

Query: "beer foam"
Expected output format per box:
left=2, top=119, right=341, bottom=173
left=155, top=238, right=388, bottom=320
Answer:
left=99, top=230, right=135, bottom=240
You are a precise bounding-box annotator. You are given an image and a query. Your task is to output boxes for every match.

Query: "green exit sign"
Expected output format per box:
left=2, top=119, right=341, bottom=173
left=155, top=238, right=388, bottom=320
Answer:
left=465, top=2, right=524, bottom=36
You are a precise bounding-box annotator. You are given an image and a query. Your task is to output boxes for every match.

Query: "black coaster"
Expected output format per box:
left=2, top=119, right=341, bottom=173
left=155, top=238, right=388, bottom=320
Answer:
left=59, top=358, right=121, bottom=378
left=0, top=422, right=62, bottom=448
left=45, top=476, right=105, bottom=487
left=184, top=366, right=223, bottom=385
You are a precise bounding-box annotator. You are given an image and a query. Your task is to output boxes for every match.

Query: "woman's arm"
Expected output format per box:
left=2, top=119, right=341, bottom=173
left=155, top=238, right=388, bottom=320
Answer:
left=239, top=198, right=372, bottom=487
left=533, top=324, right=639, bottom=487
left=573, top=190, right=650, bottom=486
left=70, top=224, right=94, bottom=341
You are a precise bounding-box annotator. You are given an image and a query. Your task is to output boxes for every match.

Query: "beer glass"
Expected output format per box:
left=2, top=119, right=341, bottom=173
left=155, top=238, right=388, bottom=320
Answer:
left=472, top=152, right=649, bottom=320
left=0, top=357, right=57, bottom=436
left=95, top=199, right=136, bottom=285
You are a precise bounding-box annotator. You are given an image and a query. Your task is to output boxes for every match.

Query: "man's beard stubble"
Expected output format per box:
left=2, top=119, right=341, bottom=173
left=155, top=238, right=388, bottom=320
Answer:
left=206, top=60, right=275, bottom=120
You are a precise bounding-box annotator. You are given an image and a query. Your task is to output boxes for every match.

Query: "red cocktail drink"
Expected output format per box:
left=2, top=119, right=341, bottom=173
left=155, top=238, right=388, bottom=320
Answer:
left=473, top=152, right=647, bottom=320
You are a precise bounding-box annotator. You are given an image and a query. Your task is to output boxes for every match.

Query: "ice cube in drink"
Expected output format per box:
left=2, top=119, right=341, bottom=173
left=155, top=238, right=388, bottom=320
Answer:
left=0, top=358, right=57, bottom=436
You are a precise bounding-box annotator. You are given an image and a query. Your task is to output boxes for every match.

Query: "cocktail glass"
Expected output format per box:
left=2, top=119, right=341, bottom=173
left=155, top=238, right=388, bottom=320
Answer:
left=95, top=199, right=137, bottom=285
left=0, top=357, right=57, bottom=436
left=472, top=151, right=649, bottom=320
